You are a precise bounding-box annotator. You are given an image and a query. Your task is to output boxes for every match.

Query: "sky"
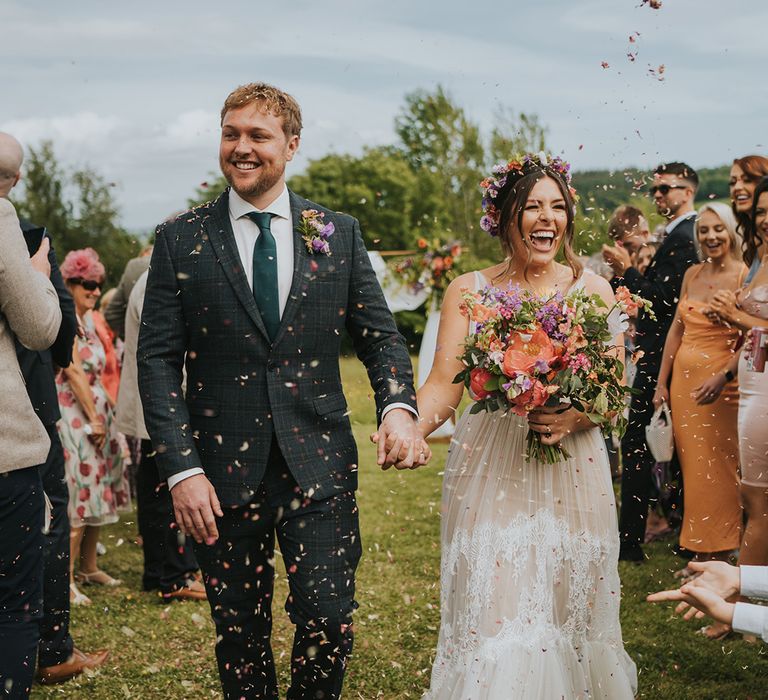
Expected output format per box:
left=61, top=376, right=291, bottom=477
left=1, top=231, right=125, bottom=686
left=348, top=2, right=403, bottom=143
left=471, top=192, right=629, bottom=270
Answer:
left=2, top=0, right=766, bottom=231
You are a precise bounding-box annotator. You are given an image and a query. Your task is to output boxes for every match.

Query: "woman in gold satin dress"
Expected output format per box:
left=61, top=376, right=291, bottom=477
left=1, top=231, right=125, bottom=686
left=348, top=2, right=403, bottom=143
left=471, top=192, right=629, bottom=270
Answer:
left=654, top=203, right=747, bottom=581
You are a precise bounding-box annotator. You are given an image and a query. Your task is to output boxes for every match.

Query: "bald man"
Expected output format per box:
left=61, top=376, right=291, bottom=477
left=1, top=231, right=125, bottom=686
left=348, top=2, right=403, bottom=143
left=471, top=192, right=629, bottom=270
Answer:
left=0, top=132, right=108, bottom=685
left=0, top=132, right=23, bottom=198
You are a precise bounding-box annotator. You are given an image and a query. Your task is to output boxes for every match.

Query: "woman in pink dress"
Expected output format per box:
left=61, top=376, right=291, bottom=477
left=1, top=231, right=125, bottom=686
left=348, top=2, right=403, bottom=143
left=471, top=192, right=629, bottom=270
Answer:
left=57, top=248, right=130, bottom=606
left=708, top=176, right=768, bottom=623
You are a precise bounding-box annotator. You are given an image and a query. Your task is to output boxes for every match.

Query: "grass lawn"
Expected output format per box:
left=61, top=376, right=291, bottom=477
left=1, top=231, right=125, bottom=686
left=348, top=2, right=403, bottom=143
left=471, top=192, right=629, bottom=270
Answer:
left=33, top=358, right=767, bottom=699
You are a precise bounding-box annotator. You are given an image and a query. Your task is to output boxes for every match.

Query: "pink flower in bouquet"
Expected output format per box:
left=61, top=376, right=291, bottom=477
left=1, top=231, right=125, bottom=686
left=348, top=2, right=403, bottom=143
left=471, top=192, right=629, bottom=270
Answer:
left=568, top=352, right=591, bottom=371
left=471, top=303, right=496, bottom=324
left=502, top=328, right=557, bottom=376
left=615, top=286, right=639, bottom=316
left=469, top=368, right=495, bottom=400
left=509, top=378, right=549, bottom=416
left=566, top=324, right=588, bottom=352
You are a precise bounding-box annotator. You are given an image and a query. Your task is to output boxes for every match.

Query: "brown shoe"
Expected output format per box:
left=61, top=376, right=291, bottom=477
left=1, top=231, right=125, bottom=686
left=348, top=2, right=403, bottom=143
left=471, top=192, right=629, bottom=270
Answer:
left=162, top=578, right=207, bottom=602
left=37, top=647, right=110, bottom=685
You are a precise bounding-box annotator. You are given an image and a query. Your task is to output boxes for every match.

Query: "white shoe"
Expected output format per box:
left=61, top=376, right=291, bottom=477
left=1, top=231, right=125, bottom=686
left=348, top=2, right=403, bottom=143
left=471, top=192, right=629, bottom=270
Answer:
left=69, top=583, right=92, bottom=606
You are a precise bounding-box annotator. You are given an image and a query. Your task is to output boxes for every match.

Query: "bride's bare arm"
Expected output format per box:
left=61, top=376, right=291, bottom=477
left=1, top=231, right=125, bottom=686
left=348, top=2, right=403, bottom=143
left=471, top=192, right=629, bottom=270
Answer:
left=417, top=274, right=475, bottom=438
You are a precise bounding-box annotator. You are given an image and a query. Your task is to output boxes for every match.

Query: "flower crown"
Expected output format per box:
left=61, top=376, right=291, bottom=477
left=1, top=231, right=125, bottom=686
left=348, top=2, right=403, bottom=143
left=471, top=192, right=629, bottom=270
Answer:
left=479, top=152, right=574, bottom=238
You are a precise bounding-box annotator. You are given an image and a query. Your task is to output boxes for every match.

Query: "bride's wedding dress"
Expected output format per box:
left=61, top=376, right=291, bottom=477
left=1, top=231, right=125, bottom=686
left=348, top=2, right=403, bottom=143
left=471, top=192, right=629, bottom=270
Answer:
left=424, top=272, right=637, bottom=699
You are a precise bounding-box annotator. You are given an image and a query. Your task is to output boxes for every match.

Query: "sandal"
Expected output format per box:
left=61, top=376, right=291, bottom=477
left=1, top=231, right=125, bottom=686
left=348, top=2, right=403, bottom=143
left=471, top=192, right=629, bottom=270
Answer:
left=69, top=582, right=92, bottom=606
left=77, top=569, right=122, bottom=587
left=697, top=622, right=732, bottom=641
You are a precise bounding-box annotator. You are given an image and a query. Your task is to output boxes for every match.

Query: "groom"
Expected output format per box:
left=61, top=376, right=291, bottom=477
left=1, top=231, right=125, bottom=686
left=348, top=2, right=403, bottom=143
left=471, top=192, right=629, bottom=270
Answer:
left=138, top=83, right=428, bottom=699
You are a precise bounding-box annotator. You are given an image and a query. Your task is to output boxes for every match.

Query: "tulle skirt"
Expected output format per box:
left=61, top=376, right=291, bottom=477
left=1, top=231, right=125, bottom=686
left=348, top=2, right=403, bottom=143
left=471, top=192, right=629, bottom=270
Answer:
left=424, top=407, right=637, bottom=699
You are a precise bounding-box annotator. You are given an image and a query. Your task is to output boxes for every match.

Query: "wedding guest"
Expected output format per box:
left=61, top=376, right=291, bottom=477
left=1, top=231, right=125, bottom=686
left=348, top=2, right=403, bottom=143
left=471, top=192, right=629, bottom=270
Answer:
left=0, top=132, right=109, bottom=683
left=603, top=162, right=699, bottom=562
left=634, top=241, right=657, bottom=275
left=607, top=204, right=652, bottom=259
left=652, top=204, right=746, bottom=637
left=647, top=560, right=768, bottom=643
left=0, top=197, right=61, bottom=700
left=115, top=270, right=205, bottom=601
left=57, top=248, right=130, bottom=606
left=706, top=177, right=768, bottom=581
left=92, top=303, right=120, bottom=405
left=103, top=247, right=152, bottom=340
left=730, top=155, right=768, bottom=283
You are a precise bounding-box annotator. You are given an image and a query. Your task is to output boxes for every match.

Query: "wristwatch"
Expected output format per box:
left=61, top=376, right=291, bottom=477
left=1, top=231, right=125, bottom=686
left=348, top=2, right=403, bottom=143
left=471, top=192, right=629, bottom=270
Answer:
left=724, top=369, right=735, bottom=382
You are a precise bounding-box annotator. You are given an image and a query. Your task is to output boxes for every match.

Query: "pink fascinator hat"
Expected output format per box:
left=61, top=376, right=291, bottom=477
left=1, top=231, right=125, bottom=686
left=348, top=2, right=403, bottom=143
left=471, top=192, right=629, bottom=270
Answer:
left=60, top=248, right=106, bottom=282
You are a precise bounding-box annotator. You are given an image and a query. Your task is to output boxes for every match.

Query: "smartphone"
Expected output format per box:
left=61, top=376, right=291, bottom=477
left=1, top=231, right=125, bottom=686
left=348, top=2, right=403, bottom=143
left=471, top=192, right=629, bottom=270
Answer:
left=23, top=226, right=46, bottom=256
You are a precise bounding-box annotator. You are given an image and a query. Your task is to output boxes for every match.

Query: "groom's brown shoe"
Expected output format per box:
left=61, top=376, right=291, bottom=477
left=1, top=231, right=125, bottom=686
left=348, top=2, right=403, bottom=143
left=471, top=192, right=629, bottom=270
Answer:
left=162, top=577, right=207, bottom=602
left=37, top=647, right=110, bottom=684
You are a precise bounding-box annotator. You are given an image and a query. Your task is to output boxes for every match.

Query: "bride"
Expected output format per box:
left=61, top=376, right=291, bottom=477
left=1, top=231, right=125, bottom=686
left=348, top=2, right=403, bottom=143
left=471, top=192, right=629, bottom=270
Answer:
left=417, top=155, right=637, bottom=699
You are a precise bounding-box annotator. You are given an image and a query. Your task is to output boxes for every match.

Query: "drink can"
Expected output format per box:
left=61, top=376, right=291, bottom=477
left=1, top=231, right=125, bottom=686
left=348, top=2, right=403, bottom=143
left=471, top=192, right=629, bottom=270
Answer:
left=747, top=327, right=768, bottom=373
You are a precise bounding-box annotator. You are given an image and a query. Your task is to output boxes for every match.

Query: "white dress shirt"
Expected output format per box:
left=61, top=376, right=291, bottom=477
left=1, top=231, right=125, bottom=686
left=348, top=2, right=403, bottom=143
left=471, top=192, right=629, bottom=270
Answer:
left=664, top=210, right=696, bottom=236
left=732, top=565, right=768, bottom=642
left=168, top=187, right=414, bottom=490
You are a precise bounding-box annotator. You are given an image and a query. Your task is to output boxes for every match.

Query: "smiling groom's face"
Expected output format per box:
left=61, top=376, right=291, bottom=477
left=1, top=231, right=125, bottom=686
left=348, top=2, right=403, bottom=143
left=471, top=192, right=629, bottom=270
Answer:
left=219, top=102, right=300, bottom=208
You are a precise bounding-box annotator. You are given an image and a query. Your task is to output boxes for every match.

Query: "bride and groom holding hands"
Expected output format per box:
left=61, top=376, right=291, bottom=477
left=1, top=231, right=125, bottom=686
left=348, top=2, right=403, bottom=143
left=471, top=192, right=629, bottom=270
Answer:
left=137, top=82, right=637, bottom=699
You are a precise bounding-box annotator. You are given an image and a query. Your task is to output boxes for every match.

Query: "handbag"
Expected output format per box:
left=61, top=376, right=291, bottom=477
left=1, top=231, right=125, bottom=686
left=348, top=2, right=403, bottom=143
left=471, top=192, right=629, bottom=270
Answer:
left=645, top=402, right=674, bottom=463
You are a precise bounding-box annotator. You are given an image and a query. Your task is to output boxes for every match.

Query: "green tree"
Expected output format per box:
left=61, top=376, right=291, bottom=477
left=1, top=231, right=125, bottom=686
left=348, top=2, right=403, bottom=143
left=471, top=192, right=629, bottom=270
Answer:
left=288, top=146, right=443, bottom=250
left=13, top=141, right=141, bottom=287
left=188, top=173, right=229, bottom=208
left=488, top=107, right=548, bottom=165
left=394, top=86, right=485, bottom=251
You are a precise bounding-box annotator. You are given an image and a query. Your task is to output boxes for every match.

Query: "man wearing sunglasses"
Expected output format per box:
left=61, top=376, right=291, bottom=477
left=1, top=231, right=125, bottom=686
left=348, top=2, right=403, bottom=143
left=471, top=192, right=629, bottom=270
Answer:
left=603, top=162, right=699, bottom=563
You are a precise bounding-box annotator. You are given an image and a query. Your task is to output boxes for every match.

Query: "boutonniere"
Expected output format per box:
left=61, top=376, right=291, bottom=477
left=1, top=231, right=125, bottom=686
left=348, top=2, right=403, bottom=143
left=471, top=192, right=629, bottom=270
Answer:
left=299, top=209, right=335, bottom=256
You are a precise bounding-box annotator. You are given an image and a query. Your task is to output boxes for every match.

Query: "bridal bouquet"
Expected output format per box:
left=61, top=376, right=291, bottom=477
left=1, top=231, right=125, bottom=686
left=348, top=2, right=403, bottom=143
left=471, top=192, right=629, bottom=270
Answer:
left=455, top=283, right=653, bottom=463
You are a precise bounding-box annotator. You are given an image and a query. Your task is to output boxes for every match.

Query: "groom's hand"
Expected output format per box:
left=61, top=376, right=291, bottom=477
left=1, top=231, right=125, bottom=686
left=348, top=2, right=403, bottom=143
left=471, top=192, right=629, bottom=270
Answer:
left=171, top=474, right=224, bottom=545
left=374, top=408, right=431, bottom=470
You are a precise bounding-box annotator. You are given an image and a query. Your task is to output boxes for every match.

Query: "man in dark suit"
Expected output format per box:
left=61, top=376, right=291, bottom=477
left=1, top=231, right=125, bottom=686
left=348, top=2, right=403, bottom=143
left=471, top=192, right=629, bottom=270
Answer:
left=138, top=83, right=429, bottom=700
left=603, top=162, right=699, bottom=562
left=0, top=131, right=110, bottom=685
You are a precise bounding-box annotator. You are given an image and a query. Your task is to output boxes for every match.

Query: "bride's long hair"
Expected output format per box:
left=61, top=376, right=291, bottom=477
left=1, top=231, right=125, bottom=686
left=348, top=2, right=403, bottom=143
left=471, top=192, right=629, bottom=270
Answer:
left=495, top=169, right=582, bottom=284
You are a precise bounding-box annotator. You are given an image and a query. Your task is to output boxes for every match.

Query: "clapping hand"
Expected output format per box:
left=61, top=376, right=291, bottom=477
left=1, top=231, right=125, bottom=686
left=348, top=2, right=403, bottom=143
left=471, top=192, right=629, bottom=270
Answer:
left=370, top=408, right=431, bottom=470
left=601, top=243, right=633, bottom=277
left=646, top=560, right=740, bottom=623
left=704, top=289, right=739, bottom=325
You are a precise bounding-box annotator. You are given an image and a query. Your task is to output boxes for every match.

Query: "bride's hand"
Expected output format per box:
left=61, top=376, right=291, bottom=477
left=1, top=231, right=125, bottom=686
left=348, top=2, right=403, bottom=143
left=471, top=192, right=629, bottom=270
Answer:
left=528, top=405, right=590, bottom=445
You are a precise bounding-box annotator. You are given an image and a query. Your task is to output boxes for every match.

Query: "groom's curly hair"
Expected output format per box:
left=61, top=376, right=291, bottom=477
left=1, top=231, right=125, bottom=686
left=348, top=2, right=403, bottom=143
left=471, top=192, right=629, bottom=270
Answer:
left=221, top=83, right=303, bottom=138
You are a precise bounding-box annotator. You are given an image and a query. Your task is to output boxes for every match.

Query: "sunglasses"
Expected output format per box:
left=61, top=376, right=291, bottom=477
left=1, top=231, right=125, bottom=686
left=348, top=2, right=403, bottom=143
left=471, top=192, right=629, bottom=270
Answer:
left=71, top=278, right=102, bottom=291
left=649, top=184, right=688, bottom=196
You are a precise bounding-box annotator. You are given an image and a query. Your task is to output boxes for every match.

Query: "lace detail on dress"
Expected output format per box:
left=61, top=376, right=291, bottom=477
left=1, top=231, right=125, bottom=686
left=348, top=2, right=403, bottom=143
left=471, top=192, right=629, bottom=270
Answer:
left=439, top=510, right=616, bottom=655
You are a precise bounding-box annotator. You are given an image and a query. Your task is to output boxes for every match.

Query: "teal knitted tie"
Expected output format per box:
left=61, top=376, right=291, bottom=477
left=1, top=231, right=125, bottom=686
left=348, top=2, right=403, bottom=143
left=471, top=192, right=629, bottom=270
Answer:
left=247, top=211, right=280, bottom=340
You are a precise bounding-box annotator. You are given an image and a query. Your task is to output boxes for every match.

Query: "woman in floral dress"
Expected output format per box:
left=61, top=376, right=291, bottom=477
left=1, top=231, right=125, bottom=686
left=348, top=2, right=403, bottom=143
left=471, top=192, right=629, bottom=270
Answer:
left=57, top=248, right=130, bottom=606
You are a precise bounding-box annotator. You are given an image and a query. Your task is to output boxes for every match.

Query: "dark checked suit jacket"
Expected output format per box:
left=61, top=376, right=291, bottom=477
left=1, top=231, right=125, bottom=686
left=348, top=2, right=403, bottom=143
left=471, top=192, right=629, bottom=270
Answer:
left=137, top=189, right=417, bottom=506
left=617, top=214, right=698, bottom=376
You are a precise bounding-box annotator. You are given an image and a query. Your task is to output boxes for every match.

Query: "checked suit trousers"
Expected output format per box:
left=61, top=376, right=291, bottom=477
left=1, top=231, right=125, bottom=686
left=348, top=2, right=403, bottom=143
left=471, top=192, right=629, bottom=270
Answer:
left=193, top=437, right=361, bottom=700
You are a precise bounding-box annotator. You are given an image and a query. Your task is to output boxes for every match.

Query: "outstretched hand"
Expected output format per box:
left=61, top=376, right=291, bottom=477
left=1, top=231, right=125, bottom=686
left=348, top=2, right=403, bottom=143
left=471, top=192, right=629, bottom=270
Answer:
left=170, top=473, right=224, bottom=545
left=646, top=560, right=741, bottom=623
left=371, top=408, right=431, bottom=470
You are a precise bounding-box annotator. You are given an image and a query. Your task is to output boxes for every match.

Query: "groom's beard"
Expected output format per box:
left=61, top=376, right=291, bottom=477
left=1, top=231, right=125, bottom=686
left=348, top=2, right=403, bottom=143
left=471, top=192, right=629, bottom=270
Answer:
left=220, top=157, right=284, bottom=202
